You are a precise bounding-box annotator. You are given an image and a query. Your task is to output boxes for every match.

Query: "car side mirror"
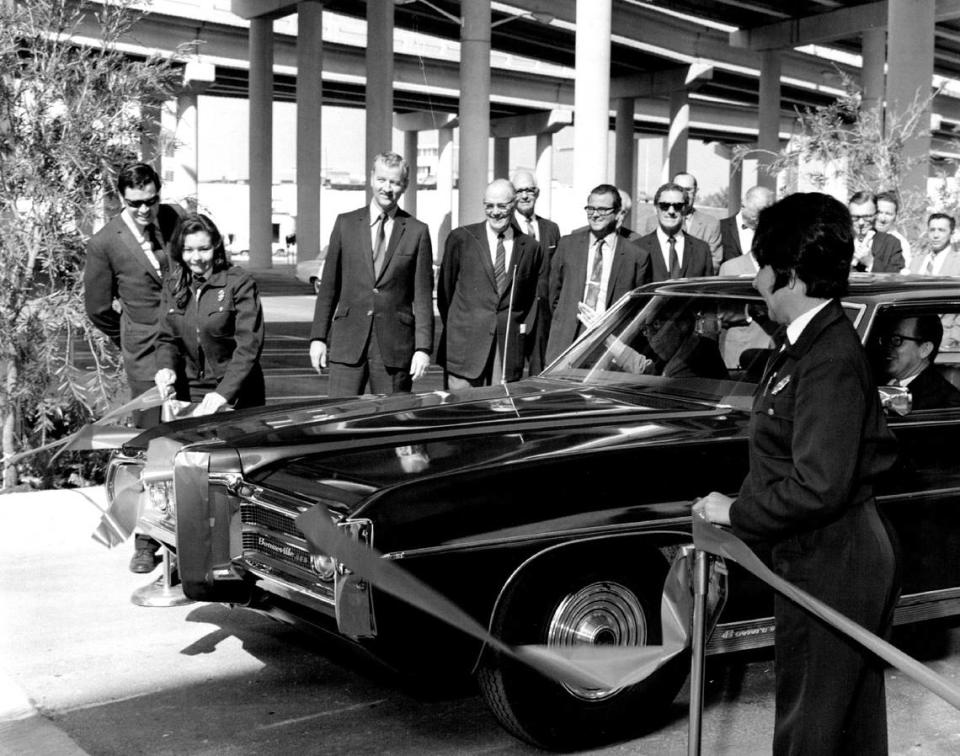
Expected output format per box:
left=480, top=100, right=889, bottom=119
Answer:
left=879, top=385, right=912, bottom=416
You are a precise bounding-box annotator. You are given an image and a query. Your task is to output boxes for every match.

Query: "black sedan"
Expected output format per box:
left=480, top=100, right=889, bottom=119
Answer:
left=108, top=275, right=960, bottom=749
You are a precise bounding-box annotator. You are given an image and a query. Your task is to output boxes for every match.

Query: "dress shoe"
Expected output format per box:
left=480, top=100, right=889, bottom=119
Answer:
left=129, top=547, right=161, bottom=573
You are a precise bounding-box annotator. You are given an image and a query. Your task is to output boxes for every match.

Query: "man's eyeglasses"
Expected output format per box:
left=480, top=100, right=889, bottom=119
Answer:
left=124, top=195, right=160, bottom=209
left=851, top=214, right=876, bottom=222
left=515, top=187, right=538, bottom=195
left=657, top=202, right=685, bottom=212
left=879, top=333, right=924, bottom=348
left=483, top=202, right=513, bottom=212
left=584, top=206, right=617, bottom=217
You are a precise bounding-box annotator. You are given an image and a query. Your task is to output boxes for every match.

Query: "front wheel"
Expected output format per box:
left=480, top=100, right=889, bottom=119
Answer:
left=477, top=555, right=687, bottom=750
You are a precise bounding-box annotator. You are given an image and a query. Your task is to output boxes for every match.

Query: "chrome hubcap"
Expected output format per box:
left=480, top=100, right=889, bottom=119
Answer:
left=546, top=581, right=649, bottom=700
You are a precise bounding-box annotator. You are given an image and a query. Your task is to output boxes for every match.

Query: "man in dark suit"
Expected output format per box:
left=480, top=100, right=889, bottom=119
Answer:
left=720, top=185, right=774, bottom=264
left=511, top=170, right=561, bottom=375
left=544, top=184, right=650, bottom=364
left=310, top=151, right=434, bottom=396
left=849, top=191, right=905, bottom=273
left=698, top=193, right=899, bottom=754
left=84, top=162, right=182, bottom=573
left=437, top=179, right=542, bottom=388
left=880, top=314, right=960, bottom=410
left=636, top=182, right=713, bottom=283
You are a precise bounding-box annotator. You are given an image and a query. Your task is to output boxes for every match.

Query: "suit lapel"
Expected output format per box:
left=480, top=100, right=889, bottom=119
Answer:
left=377, top=211, right=407, bottom=282
left=570, top=231, right=591, bottom=300
left=605, top=237, right=626, bottom=306
left=680, top=233, right=696, bottom=277
left=647, top=235, right=667, bottom=281
left=356, top=209, right=376, bottom=280
left=466, top=224, right=497, bottom=290
left=118, top=219, right=161, bottom=284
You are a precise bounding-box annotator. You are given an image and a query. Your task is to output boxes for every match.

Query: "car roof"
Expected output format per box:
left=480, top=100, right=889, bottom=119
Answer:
left=639, top=274, right=960, bottom=302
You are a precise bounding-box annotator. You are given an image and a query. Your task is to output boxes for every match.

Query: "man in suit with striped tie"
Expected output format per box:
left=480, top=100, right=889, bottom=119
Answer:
left=437, top=179, right=542, bottom=389
left=310, top=151, right=434, bottom=396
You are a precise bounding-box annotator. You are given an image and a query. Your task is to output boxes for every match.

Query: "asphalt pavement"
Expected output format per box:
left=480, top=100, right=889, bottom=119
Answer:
left=3, top=486, right=960, bottom=755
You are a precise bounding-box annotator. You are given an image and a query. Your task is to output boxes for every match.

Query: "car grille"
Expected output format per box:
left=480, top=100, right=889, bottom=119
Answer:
left=237, top=489, right=336, bottom=604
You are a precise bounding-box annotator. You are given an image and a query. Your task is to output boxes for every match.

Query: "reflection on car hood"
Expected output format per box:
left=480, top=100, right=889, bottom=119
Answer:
left=127, top=378, right=745, bottom=494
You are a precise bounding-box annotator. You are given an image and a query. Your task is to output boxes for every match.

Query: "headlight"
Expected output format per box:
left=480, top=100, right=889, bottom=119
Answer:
left=144, top=480, right=175, bottom=521
left=311, top=552, right=336, bottom=582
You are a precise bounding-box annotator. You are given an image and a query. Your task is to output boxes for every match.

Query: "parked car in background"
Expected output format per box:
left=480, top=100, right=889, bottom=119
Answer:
left=295, top=246, right=327, bottom=293
left=107, top=275, right=960, bottom=749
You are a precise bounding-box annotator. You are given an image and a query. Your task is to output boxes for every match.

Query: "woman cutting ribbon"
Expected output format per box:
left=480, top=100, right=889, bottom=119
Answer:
left=154, top=213, right=265, bottom=415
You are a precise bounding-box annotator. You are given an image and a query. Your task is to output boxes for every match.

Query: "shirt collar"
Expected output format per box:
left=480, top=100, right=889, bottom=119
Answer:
left=370, top=201, right=397, bottom=224
left=121, top=210, right=148, bottom=242
left=655, top=226, right=682, bottom=245
left=786, top=299, right=831, bottom=345
left=591, top=229, right=618, bottom=249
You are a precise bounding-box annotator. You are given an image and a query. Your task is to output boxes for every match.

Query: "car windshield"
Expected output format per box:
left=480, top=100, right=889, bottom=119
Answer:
left=542, top=292, right=781, bottom=403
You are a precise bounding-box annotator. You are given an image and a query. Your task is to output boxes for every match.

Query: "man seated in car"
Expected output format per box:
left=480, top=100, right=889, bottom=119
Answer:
left=880, top=314, right=960, bottom=410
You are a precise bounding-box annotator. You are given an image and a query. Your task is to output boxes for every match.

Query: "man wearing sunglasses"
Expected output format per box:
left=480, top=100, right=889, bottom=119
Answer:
left=544, top=184, right=649, bottom=363
left=880, top=314, right=960, bottom=410
left=636, top=182, right=713, bottom=283
left=84, top=162, right=183, bottom=573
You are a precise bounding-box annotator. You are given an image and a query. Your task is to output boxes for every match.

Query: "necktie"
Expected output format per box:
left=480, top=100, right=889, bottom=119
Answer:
left=668, top=234, right=680, bottom=278
left=145, top=223, right=167, bottom=273
left=494, top=232, right=506, bottom=292
left=926, top=254, right=936, bottom=275
left=373, top=213, right=387, bottom=277
left=526, top=218, right=535, bottom=237
left=584, top=239, right=604, bottom=310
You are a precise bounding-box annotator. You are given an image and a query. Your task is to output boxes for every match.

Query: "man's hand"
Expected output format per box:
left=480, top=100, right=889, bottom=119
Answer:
left=410, top=350, right=430, bottom=380
left=576, top=301, right=600, bottom=330
left=309, top=339, right=327, bottom=373
left=154, top=368, right=177, bottom=399
left=692, top=491, right=734, bottom=526
left=195, top=391, right=228, bottom=416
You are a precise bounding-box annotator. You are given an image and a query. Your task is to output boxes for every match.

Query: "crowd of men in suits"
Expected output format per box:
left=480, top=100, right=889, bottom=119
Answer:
left=308, top=149, right=960, bottom=398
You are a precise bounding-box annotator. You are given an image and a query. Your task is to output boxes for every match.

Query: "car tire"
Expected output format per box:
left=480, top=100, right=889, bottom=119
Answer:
left=477, top=553, right=688, bottom=750
left=312, top=278, right=321, bottom=295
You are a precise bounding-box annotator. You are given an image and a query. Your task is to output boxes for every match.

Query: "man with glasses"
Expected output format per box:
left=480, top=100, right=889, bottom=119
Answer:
left=848, top=191, right=904, bottom=273
left=636, top=182, right=713, bottom=283
left=544, top=184, right=649, bottom=363
left=84, top=162, right=182, bottom=573
left=437, top=179, right=542, bottom=388
left=879, top=314, right=960, bottom=410
left=640, top=172, right=722, bottom=268
left=510, top=170, right=561, bottom=374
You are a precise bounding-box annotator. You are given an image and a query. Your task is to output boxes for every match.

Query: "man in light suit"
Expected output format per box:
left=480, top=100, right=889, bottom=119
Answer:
left=910, top=213, right=960, bottom=276
left=720, top=186, right=775, bottom=265
left=636, top=183, right=713, bottom=283
left=438, top=179, right=542, bottom=388
left=84, top=162, right=182, bottom=573
left=310, top=151, right=434, bottom=396
left=511, top=170, right=561, bottom=374
left=545, top=184, right=650, bottom=364
left=849, top=191, right=904, bottom=273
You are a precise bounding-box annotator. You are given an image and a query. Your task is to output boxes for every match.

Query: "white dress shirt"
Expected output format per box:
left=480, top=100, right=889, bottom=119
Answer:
left=786, top=300, right=831, bottom=345
left=485, top=223, right=515, bottom=271
left=735, top=211, right=755, bottom=257
left=514, top=211, right=538, bottom=241
left=584, top=231, right=618, bottom=314
left=369, top=200, right=396, bottom=251
left=655, top=226, right=685, bottom=271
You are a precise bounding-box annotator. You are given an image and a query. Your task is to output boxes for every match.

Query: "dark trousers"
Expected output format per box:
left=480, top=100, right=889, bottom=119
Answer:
left=128, top=378, right=162, bottom=554
left=327, top=329, right=412, bottom=397
left=771, top=502, right=897, bottom=755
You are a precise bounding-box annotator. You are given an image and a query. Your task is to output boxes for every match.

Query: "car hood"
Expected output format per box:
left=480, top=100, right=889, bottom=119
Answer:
left=128, top=377, right=749, bottom=505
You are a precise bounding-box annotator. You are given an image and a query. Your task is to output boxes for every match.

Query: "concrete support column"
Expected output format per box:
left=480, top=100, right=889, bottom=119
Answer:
left=459, top=0, right=491, bottom=225
left=493, top=137, right=510, bottom=179
left=437, top=125, right=455, bottom=259
left=757, top=50, right=781, bottom=192
left=297, top=0, right=323, bottom=263
left=728, top=156, right=743, bottom=215
left=886, top=0, right=935, bottom=199
left=248, top=17, right=274, bottom=269
left=615, top=97, right=636, bottom=226
left=861, top=27, right=886, bottom=121
left=403, top=130, right=419, bottom=217
left=573, top=0, right=612, bottom=192
left=535, top=131, right=553, bottom=218
left=666, top=89, right=689, bottom=181
left=175, top=89, right=201, bottom=210
left=140, top=101, right=162, bottom=167
left=366, top=0, right=394, bottom=197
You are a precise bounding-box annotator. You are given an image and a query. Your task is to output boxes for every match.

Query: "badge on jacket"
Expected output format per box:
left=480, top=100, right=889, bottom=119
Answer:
left=771, top=375, right=791, bottom=395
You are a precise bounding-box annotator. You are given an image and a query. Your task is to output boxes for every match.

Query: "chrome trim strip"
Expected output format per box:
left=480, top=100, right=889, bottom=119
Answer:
left=385, top=518, right=692, bottom=560
left=241, top=562, right=336, bottom=610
